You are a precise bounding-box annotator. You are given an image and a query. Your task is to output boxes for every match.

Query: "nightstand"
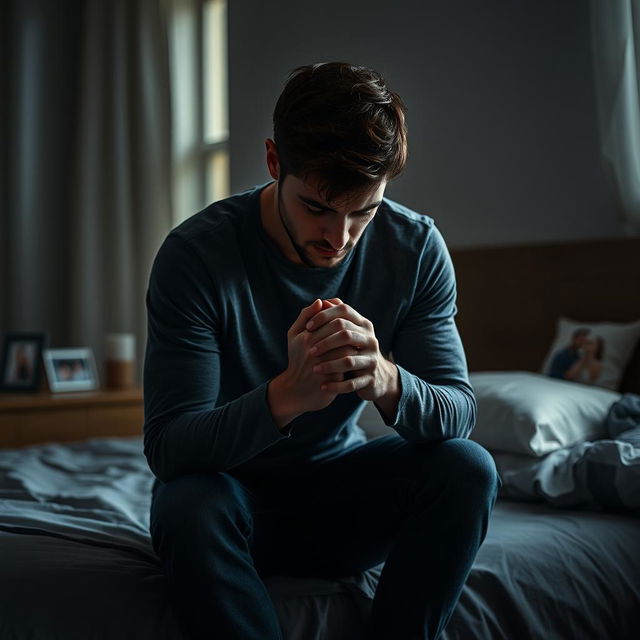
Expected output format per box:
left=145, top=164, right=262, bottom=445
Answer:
left=0, top=388, right=144, bottom=448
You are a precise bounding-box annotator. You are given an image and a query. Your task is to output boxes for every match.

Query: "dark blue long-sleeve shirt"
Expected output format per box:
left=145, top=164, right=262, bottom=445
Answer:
left=143, top=181, right=475, bottom=482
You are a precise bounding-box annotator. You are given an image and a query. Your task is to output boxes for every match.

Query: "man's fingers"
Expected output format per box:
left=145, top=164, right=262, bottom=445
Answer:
left=289, top=299, right=323, bottom=335
left=313, top=354, right=370, bottom=375
left=310, top=324, right=371, bottom=355
left=321, top=298, right=341, bottom=310
left=306, top=301, right=366, bottom=332
left=321, top=373, right=372, bottom=394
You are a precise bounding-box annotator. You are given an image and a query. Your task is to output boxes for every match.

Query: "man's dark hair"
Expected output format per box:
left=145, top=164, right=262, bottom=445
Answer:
left=272, top=62, right=408, bottom=204
left=572, top=328, right=590, bottom=339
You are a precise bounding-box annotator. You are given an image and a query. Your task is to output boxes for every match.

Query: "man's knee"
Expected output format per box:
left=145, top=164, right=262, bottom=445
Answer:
left=436, top=438, right=500, bottom=503
left=150, top=472, right=253, bottom=547
left=408, top=437, right=500, bottom=508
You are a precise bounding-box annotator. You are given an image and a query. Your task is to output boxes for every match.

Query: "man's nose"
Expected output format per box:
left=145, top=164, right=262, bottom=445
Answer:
left=324, top=217, right=350, bottom=250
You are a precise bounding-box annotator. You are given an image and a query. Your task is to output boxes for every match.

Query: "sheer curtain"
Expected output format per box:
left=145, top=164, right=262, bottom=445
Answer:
left=2, top=0, right=175, bottom=383
left=591, top=0, right=640, bottom=234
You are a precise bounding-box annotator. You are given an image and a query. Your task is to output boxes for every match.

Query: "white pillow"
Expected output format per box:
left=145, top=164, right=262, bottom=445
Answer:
left=469, top=371, right=620, bottom=456
left=540, top=317, right=640, bottom=391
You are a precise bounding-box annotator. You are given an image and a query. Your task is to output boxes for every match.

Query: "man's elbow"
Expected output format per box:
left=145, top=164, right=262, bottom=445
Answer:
left=144, top=440, right=172, bottom=483
left=467, top=391, right=478, bottom=437
left=456, top=384, right=476, bottom=440
left=398, top=383, right=476, bottom=444
left=143, top=427, right=182, bottom=483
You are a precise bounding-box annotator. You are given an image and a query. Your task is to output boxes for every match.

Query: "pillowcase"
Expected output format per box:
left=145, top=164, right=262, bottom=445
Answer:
left=469, top=371, right=620, bottom=456
left=540, top=317, right=640, bottom=391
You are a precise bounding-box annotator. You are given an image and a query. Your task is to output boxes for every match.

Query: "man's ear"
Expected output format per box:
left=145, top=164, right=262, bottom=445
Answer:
left=265, top=138, right=280, bottom=180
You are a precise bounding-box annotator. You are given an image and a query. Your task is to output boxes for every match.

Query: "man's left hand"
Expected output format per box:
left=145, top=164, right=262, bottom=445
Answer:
left=304, top=298, right=398, bottom=403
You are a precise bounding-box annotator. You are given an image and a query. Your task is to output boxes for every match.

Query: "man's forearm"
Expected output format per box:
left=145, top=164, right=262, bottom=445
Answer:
left=267, top=372, right=303, bottom=431
left=373, top=359, right=401, bottom=424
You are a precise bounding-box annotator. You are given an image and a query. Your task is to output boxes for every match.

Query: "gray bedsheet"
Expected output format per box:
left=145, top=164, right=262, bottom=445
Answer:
left=1, top=436, right=639, bottom=639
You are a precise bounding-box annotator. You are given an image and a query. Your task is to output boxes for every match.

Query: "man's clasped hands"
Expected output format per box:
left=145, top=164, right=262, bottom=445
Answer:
left=281, top=298, right=397, bottom=413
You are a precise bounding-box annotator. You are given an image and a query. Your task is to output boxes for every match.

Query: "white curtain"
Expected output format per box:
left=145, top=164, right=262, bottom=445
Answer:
left=2, top=0, right=175, bottom=383
left=591, top=0, right=640, bottom=234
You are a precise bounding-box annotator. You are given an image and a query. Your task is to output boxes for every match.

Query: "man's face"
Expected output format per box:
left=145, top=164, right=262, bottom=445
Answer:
left=571, top=333, right=589, bottom=349
left=276, top=173, right=387, bottom=268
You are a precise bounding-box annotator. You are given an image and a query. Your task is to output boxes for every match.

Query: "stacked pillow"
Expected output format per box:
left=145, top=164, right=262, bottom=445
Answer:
left=468, top=367, right=640, bottom=515
left=468, top=371, right=620, bottom=457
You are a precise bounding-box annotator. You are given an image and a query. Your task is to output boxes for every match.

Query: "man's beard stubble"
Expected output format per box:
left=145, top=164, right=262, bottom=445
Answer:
left=276, top=179, right=317, bottom=268
left=276, top=178, right=354, bottom=269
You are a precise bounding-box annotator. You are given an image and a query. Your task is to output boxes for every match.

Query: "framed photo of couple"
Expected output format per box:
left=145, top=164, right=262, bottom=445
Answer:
left=0, top=332, right=47, bottom=393
left=0, top=333, right=99, bottom=394
left=42, top=348, right=99, bottom=392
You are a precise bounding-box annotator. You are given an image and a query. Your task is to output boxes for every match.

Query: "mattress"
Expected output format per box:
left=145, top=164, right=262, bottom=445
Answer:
left=1, top=436, right=638, bottom=639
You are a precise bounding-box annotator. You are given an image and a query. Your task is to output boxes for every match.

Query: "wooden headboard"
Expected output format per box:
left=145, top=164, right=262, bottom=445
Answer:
left=451, top=237, right=640, bottom=394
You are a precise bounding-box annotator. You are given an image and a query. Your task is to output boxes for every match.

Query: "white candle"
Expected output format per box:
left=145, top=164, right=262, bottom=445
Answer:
left=104, top=333, right=136, bottom=362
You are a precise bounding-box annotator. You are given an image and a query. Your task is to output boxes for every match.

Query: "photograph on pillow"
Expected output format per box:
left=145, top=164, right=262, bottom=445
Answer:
left=541, top=318, right=640, bottom=391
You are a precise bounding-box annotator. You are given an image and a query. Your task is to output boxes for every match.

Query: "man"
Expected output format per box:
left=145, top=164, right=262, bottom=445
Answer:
left=547, top=327, right=590, bottom=380
left=144, top=62, right=499, bottom=640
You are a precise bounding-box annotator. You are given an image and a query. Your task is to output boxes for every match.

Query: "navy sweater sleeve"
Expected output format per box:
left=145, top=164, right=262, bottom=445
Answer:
left=143, top=235, right=290, bottom=482
left=381, top=225, right=476, bottom=442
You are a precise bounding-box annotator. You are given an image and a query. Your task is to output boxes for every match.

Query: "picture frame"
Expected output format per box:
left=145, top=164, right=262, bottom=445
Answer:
left=42, top=348, right=100, bottom=393
left=0, top=332, right=47, bottom=393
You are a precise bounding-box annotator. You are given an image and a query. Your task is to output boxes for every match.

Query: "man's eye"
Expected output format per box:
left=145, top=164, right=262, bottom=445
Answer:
left=304, top=205, right=375, bottom=217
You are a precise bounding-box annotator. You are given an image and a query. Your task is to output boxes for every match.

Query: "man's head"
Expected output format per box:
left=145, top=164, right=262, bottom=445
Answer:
left=271, top=61, right=408, bottom=201
left=264, top=62, right=408, bottom=267
left=570, top=327, right=590, bottom=349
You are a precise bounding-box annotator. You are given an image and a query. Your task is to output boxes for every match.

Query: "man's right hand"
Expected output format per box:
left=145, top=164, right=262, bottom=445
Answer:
left=267, top=299, right=345, bottom=429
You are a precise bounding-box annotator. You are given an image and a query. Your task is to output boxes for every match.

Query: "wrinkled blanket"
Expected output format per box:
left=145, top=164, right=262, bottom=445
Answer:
left=499, top=394, right=640, bottom=514
left=2, top=434, right=640, bottom=639
left=0, top=436, right=381, bottom=600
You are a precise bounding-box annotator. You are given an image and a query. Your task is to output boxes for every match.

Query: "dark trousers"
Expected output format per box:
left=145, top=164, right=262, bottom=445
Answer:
left=149, top=434, right=500, bottom=640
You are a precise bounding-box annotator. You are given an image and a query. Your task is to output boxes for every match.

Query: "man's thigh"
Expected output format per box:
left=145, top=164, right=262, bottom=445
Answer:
left=268, top=434, right=441, bottom=578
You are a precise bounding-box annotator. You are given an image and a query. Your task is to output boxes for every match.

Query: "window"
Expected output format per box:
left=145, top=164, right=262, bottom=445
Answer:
left=202, top=0, right=229, bottom=205
left=169, top=0, right=229, bottom=226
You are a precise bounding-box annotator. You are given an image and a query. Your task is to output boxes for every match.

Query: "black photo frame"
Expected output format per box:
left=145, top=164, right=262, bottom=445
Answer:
left=0, top=332, right=48, bottom=393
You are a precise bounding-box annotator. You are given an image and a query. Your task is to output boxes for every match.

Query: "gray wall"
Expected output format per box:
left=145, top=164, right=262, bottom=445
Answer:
left=228, top=0, right=624, bottom=249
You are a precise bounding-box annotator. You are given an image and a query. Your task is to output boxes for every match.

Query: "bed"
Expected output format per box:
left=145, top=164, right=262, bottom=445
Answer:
left=1, top=236, right=640, bottom=639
